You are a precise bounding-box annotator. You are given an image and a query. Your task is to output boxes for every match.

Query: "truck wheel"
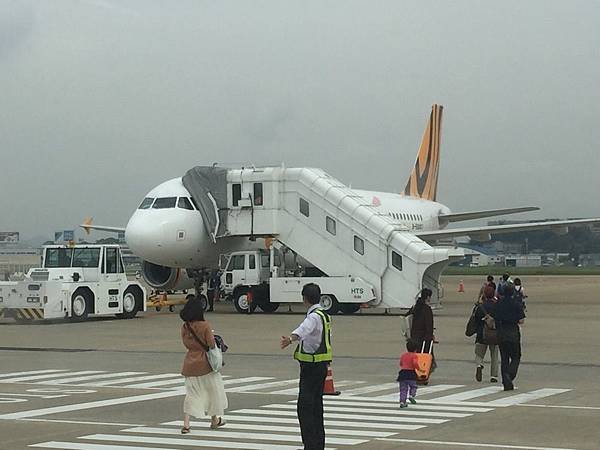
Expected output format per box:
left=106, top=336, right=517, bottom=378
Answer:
left=71, top=290, right=92, bottom=321
left=199, top=294, right=208, bottom=312
left=259, top=302, right=280, bottom=313
left=117, top=287, right=141, bottom=319
left=233, top=288, right=250, bottom=313
left=339, top=303, right=361, bottom=315
left=320, top=294, right=339, bottom=315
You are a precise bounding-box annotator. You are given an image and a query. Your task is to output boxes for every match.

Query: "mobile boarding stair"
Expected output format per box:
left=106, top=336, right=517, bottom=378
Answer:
left=183, top=166, right=463, bottom=309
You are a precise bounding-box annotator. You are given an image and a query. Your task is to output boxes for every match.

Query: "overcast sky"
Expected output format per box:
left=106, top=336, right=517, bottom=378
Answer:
left=1, top=0, right=599, bottom=240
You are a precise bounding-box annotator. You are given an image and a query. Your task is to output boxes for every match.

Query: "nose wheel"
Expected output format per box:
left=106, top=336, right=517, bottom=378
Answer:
left=187, top=268, right=210, bottom=312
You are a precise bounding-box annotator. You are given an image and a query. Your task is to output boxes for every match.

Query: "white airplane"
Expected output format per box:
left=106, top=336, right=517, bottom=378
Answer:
left=83, top=105, right=600, bottom=292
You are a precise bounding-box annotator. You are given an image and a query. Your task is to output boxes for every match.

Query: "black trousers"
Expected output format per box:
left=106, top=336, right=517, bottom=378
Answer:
left=297, top=361, right=328, bottom=450
left=207, top=289, right=215, bottom=309
left=498, top=341, right=521, bottom=389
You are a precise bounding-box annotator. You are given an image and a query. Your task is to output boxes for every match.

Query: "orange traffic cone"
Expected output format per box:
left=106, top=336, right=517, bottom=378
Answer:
left=323, top=364, right=340, bottom=396
left=458, top=280, right=465, bottom=293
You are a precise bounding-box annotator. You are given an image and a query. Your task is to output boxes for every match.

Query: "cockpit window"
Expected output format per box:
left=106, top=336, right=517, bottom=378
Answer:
left=189, top=197, right=200, bottom=210
left=138, top=197, right=154, bottom=209
left=178, top=197, right=194, bottom=210
left=152, top=197, right=177, bottom=209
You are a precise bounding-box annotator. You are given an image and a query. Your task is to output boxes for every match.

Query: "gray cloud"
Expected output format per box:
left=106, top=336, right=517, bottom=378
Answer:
left=1, top=0, right=599, bottom=239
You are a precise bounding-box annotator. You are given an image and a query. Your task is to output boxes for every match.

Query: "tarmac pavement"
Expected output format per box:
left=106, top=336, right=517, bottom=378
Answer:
left=0, top=275, right=598, bottom=449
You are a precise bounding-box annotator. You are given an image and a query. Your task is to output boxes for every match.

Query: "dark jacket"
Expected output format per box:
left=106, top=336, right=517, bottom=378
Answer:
left=408, top=303, right=434, bottom=341
left=495, top=295, right=526, bottom=343
left=474, top=298, right=498, bottom=344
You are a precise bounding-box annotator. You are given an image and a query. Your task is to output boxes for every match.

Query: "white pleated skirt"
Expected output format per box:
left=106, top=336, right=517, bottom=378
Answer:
left=183, top=372, right=228, bottom=418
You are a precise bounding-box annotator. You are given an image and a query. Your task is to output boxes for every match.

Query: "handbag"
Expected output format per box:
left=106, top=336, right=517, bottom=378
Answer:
left=185, top=322, right=223, bottom=372
left=465, top=304, right=478, bottom=337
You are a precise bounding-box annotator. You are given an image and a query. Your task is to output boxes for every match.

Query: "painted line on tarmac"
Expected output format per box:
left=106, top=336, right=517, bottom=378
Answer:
left=232, top=408, right=448, bottom=424
left=520, top=403, right=600, bottom=410
left=375, top=437, right=577, bottom=450
left=0, top=389, right=185, bottom=420
left=486, top=388, right=571, bottom=406
left=427, top=386, right=504, bottom=402
left=162, top=420, right=396, bottom=437
left=265, top=403, right=471, bottom=418
left=78, top=433, right=336, bottom=450
left=121, top=426, right=368, bottom=445
left=0, top=370, right=67, bottom=379
left=30, top=442, right=181, bottom=450
left=21, top=418, right=146, bottom=427
left=0, top=371, right=105, bottom=383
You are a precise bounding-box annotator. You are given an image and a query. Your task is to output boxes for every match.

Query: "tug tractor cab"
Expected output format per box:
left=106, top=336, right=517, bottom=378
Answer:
left=0, top=244, right=146, bottom=322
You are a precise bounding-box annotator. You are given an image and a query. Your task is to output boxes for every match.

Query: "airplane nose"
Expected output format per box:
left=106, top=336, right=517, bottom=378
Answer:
left=125, top=212, right=165, bottom=261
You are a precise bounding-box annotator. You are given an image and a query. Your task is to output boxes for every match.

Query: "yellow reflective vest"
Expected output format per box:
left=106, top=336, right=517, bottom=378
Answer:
left=293, top=309, right=332, bottom=363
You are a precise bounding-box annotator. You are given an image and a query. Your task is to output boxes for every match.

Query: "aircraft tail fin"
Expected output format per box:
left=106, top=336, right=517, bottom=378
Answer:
left=403, top=104, right=443, bottom=201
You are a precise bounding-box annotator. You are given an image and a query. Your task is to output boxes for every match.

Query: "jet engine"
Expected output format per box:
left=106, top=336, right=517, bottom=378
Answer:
left=141, top=260, right=195, bottom=292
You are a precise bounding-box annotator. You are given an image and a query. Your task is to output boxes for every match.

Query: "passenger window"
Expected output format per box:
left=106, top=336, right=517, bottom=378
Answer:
left=177, top=197, right=194, bottom=210
left=138, top=197, right=154, bottom=209
left=326, top=216, right=336, bottom=235
left=232, top=184, right=242, bottom=207
left=253, top=183, right=263, bottom=206
left=299, top=198, right=310, bottom=217
left=105, top=248, right=118, bottom=273
left=152, top=197, right=177, bottom=209
left=232, top=255, right=245, bottom=270
left=249, top=254, right=256, bottom=269
left=354, top=236, right=365, bottom=255
left=392, top=251, right=403, bottom=271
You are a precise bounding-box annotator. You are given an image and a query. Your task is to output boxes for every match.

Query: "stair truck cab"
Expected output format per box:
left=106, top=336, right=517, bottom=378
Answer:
left=0, top=244, right=146, bottom=321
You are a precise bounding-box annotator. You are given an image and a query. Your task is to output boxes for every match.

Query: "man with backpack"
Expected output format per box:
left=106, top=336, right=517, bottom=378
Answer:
left=474, top=285, right=499, bottom=383
left=495, top=282, right=526, bottom=391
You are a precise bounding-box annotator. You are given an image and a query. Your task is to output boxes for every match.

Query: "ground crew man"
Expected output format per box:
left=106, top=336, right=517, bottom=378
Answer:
left=280, top=282, right=332, bottom=450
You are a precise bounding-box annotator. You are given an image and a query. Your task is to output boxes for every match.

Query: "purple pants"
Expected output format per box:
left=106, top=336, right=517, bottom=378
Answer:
left=399, top=380, right=417, bottom=403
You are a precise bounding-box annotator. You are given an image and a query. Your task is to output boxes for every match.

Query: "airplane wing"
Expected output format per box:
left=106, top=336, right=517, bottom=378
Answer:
left=417, top=218, right=600, bottom=242
left=80, top=217, right=125, bottom=235
left=439, top=206, right=540, bottom=224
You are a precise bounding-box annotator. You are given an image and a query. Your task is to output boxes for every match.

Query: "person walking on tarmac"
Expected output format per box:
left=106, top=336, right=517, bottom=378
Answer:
left=280, top=283, right=332, bottom=450
left=495, top=282, right=526, bottom=391
left=404, top=288, right=436, bottom=371
left=206, top=270, right=221, bottom=312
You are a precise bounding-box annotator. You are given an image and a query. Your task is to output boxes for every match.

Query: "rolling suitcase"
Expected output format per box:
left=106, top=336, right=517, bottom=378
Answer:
left=415, top=340, right=434, bottom=385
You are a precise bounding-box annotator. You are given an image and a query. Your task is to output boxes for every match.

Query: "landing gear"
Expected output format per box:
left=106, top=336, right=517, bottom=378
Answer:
left=187, top=269, right=209, bottom=312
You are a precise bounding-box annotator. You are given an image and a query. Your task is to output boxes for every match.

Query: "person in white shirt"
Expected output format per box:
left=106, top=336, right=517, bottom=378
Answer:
left=280, top=283, right=332, bottom=450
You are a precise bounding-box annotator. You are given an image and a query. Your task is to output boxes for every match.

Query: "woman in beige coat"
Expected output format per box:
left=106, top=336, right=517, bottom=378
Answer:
left=180, top=297, right=227, bottom=433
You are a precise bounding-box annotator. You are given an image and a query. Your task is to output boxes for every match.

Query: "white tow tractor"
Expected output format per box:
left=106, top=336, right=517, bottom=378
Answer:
left=0, top=244, right=146, bottom=322
left=221, top=247, right=374, bottom=315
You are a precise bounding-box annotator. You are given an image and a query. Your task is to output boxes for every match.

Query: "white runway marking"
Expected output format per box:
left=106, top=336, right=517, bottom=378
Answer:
left=44, top=372, right=145, bottom=385
left=225, top=378, right=297, bottom=393
left=162, top=420, right=397, bottom=437
left=372, top=383, right=465, bottom=400
left=166, top=415, right=426, bottom=430
left=233, top=408, right=449, bottom=424
left=0, top=371, right=104, bottom=383
left=487, top=388, right=571, bottom=406
left=320, top=398, right=493, bottom=412
left=270, top=379, right=363, bottom=395
left=22, top=418, right=145, bottom=427
left=427, top=386, right=504, bottom=402
left=122, top=426, right=368, bottom=445
left=81, top=373, right=173, bottom=387
left=0, top=370, right=67, bottom=379
left=521, top=403, right=600, bottom=410
left=376, top=437, right=578, bottom=450
left=79, top=433, right=336, bottom=450
left=342, top=382, right=398, bottom=396
left=267, top=402, right=472, bottom=417
left=0, top=389, right=185, bottom=420
left=31, top=443, right=181, bottom=450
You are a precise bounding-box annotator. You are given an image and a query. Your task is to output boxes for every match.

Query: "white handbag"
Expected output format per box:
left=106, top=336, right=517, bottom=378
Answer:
left=186, top=323, right=223, bottom=372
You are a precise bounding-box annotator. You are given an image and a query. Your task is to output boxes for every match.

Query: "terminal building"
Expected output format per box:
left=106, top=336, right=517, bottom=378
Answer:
left=0, top=248, right=41, bottom=279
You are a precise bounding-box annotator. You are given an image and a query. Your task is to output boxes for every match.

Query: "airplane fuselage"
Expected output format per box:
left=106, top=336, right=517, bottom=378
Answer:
left=125, top=178, right=452, bottom=269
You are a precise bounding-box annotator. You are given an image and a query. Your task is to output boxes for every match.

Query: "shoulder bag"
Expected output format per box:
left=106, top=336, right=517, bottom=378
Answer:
left=185, top=322, right=223, bottom=372
left=465, top=304, right=479, bottom=337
